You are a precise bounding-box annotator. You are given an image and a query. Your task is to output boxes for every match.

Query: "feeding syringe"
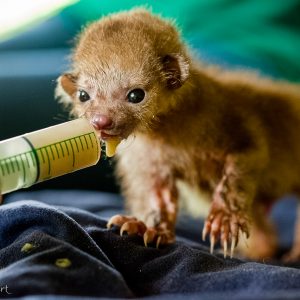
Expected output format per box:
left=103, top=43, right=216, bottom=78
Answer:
left=0, top=118, right=101, bottom=194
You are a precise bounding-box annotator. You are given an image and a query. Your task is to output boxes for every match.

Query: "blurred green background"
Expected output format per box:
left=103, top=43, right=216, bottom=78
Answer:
left=63, top=0, right=300, bottom=81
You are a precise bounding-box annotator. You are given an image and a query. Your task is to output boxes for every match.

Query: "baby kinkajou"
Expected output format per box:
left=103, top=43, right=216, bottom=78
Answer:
left=57, top=9, right=300, bottom=261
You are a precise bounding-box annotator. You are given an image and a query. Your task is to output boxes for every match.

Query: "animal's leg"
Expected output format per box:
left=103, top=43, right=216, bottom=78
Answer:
left=202, top=154, right=261, bottom=258
left=107, top=180, right=178, bottom=247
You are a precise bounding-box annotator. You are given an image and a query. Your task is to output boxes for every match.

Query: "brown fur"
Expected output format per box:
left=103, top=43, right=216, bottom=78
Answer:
left=56, top=8, right=300, bottom=260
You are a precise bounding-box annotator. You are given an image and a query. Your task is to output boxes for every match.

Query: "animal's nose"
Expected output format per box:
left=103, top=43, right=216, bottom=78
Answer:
left=91, top=114, right=113, bottom=130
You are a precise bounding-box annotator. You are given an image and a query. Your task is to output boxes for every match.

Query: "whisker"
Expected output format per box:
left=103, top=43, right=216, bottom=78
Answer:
left=52, top=114, right=70, bottom=122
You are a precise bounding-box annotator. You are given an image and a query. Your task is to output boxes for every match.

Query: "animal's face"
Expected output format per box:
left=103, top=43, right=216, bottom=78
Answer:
left=57, top=9, right=190, bottom=140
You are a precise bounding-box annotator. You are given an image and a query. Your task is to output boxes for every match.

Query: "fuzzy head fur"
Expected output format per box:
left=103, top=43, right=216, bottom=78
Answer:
left=56, top=8, right=190, bottom=139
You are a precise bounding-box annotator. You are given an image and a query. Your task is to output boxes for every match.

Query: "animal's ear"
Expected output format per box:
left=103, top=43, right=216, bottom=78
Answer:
left=161, top=54, right=189, bottom=89
left=58, top=73, right=77, bottom=96
left=55, top=73, right=78, bottom=106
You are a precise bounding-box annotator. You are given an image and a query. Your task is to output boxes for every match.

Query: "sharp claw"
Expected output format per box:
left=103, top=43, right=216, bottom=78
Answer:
left=231, top=236, right=236, bottom=258
left=202, top=225, right=208, bottom=241
left=106, top=215, right=124, bottom=229
left=223, top=240, right=228, bottom=258
left=210, top=235, right=215, bottom=254
left=144, top=228, right=156, bottom=246
left=144, top=235, right=148, bottom=247
left=156, top=236, right=162, bottom=248
left=242, top=232, right=249, bottom=248
left=120, top=227, right=126, bottom=236
left=240, top=222, right=249, bottom=238
left=107, top=220, right=113, bottom=229
left=120, top=223, right=132, bottom=236
left=107, top=217, right=121, bottom=229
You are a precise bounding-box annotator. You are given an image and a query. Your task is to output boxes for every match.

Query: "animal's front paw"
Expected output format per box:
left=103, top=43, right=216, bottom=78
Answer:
left=107, top=214, right=175, bottom=248
left=143, top=226, right=175, bottom=248
left=202, top=207, right=250, bottom=258
left=107, top=215, right=147, bottom=236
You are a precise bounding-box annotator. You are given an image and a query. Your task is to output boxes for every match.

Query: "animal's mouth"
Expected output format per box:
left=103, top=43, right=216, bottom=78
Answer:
left=89, top=118, right=128, bottom=157
left=100, top=131, right=120, bottom=141
left=91, top=125, right=121, bottom=141
left=99, top=130, right=123, bottom=142
left=91, top=129, right=123, bottom=157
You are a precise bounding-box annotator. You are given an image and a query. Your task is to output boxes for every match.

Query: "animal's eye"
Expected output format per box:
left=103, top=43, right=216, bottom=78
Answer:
left=78, top=90, right=90, bottom=102
left=127, top=89, right=145, bottom=104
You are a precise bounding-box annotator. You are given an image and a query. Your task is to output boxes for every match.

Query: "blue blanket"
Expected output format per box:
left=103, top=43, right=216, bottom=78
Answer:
left=1, top=190, right=300, bottom=299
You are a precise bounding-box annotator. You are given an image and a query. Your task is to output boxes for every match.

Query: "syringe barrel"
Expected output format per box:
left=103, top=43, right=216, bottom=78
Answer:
left=0, top=118, right=101, bottom=194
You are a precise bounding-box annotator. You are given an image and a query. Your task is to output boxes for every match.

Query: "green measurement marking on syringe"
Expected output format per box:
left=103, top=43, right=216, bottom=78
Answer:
left=0, top=132, right=98, bottom=186
left=0, top=149, right=34, bottom=185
